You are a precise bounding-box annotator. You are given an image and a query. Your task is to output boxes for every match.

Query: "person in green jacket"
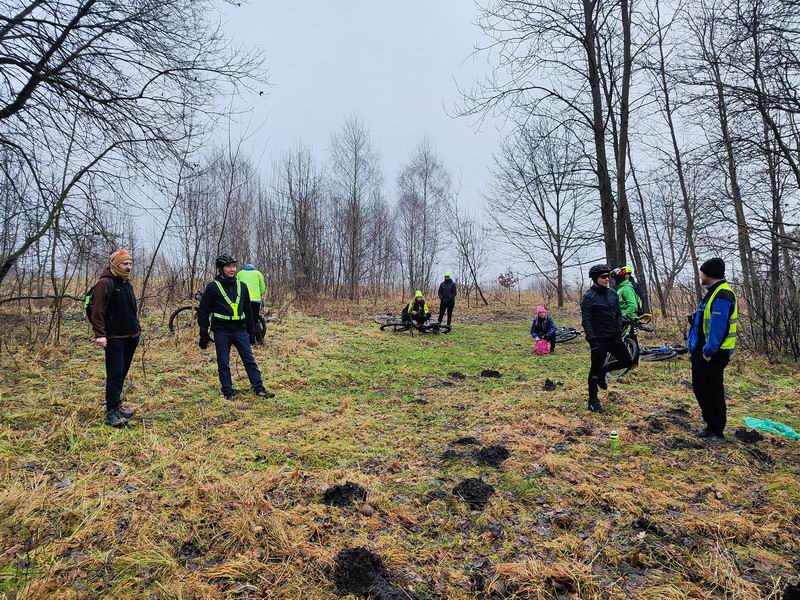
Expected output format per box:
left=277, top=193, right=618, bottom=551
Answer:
left=237, top=264, right=267, bottom=344
left=613, top=267, right=641, bottom=322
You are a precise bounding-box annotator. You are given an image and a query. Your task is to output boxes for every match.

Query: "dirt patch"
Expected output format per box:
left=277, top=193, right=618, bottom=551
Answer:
left=176, top=541, right=204, bottom=566
left=453, top=478, right=495, bottom=509
left=631, top=517, right=667, bottom=537
left=480, top=369, right=501, bottom=378
left=543, top=378, right=562, bottom=391
left=431, top=379, right=454, bottom=388
left=666, top=407, right=691, bottom=417
left=743, top=447, right=774, bottom=467
left=449, top=371, right=466, bottom=380
left=333, top=547, right=417, bottom=599
left=476, top=445, right=510, bottom=468
left=783, top=582, right=800, bottom=600
left=735, top=428, right=764, bottom=444
left=322, top=482, right=368, bottom=507
left=450, top=436, right=480, bottom=446
left=663, top=437, right=705, bottom=450
left=645, top=416, right=666, bottom=433
left=574, top=426, right=592, bottom=436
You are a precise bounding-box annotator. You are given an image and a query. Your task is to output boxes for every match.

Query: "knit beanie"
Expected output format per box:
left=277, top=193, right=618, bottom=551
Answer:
left=110, top=249, right=132, bottom=280
left=536, top=305, right=547, bottom=315
left=700, top=257, right=725, bottom=280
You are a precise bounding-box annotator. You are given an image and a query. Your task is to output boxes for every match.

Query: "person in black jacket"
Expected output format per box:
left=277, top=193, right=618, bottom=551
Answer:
left=198, top=255, right=274, bottom=401
left=580, top=264, right=633, bottom=413
left=437, top=272, right=457, bottom=325
left=92, top=249, right=141, bottom=427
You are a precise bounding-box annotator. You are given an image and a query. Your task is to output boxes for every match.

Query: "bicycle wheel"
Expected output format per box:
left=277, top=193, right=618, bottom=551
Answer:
left=606, top=337, right=638, bottom=378
left=255, top=315, right=267, bottom=340
left=380, top=322, right=410, bottom=333
left=423, top=322, right=451, bottom=334
left=640, top=349, right=678, bottom=362
left=554, top=328, right=578, bottom=343
left=169, top=306, right=195, bottom=335
left=373, top=314, right=402, bottom=325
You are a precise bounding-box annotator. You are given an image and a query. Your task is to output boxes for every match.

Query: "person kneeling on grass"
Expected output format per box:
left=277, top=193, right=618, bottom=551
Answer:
left=402, top=291, right=431, bottom=326
left=530, top=305, right=557, bottom=353
left=197, top=254, right=274, bottom=401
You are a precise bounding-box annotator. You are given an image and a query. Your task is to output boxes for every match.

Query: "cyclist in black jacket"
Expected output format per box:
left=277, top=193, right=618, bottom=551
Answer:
left=198, top=254, right=274, bottom=401
left=437, top=272, right=457, bottom=325
left=580, top=264, right=633, bottom=413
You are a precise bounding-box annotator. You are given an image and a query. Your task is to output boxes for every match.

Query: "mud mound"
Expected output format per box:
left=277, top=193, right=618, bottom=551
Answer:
left=476, top=445, right=510, bottom=468
left=744, top=447, right=774, bottom=467
left=451, top=436, right=480, bottom=446
left=645, top=416, right=666, bottom=433
left=664, top=437, right=705, bottom=450
left=574, top=426, right=592, bottom=436
left=631, top=517, right=667, bottom=537
left=333, top=547, right=418, bottom=599
left=449, top=371, right=466, bottom=380
left=783, top=582, right=800, bottom=600
left=735, top=428, right=764, bottom=444
left=480, top=369, right=501, bottom=378
left=322, top=482, right=367, bottom=507
left=453, top=478, right=495, bottom=509
left=543, top=378, right=562, bottom=391
left=665, top=407, right=690, bottom=417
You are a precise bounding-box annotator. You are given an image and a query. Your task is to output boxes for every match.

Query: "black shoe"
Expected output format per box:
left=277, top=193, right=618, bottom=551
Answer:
left=697, top=428, right=725, bottom=441
left=588, top=398, right=605, bottom=413
left=255, top=389, right=275, bottom=399
left=105, top=410, right=129, bottom=427
left=597, top=374, right=608, bottom=390
left=118, top=406, right=135, bottom=419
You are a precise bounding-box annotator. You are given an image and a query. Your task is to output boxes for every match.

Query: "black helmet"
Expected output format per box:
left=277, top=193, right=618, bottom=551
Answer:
left=588, top=264, right=610, bottom=280
left=215, top=254, right=237, bottom=269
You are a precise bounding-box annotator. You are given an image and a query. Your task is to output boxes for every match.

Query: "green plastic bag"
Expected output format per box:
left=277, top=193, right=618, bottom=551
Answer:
left=743, top=417, right=800, bottom=440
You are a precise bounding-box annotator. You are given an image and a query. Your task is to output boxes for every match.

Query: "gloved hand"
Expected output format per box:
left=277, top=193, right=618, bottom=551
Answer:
left=686, top=313, right=695, bottom=325
left=199, top=332, right=210, bottom=350
left=249, top=333, right=256, bottom=345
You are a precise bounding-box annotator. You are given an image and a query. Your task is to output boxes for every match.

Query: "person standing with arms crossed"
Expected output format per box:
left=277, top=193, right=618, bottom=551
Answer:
left=91, top=249, right=140, bottom=427
left=437, top=272, right=457, bottom=326
left=687, top=258, right=737, bottom=441
left=237, top=263, right=267, bottom=344
left=198, top=255, right=274, bottom=401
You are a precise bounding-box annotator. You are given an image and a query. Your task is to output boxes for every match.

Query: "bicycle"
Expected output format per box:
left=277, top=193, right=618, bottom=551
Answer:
left=604, top=314, right=654, bottom=378
left=639, top=343, right=688, bottom=362
left=554, top=327, right=580, bottom=343
left=373, top=314, right=451, bottom=335
left=169, top=292, right=270, bottom=340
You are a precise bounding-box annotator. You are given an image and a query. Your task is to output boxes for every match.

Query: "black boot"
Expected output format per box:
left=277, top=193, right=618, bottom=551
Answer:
left=106, top=410, right=129, bottom=427
left=588, top=397, right=605, bottom=413
left=118, top=406, right=135, bottom=419
left=255, top=389, right=275, bottom=399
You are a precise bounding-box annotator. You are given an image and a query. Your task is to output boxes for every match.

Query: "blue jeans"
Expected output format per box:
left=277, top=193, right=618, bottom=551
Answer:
left=105, top=336, right=139, bottom=412
left=213, top=328, right=264, bottom=396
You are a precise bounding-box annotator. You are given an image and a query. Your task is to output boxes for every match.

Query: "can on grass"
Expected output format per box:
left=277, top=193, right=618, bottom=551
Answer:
left=609, top=431, right=620, bottom=450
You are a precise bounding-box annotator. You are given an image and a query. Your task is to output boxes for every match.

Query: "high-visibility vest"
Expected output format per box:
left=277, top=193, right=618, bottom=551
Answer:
left=212, top=280, right=245, bottom=321
left=702, top=282, right=737, bottom=350
left=407, top=300, right=429, bottom=315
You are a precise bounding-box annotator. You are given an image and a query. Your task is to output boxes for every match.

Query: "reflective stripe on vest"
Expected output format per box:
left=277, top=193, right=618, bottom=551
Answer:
left=212, top=280, right=245, bottom=321
left=408, top=300, right=429, bottom=314
left=702, top=282, right=737, bottom=350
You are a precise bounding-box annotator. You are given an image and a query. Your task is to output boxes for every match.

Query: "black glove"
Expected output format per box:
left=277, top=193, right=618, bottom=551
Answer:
left=199, top=332, right=210, bottom=350
left=249, top=333, right=256, bottom=345
left=686, top=313, right=695, bottom=325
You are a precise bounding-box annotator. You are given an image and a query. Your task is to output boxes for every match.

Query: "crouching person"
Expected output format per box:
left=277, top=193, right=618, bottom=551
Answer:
left=91, top=249, right=140, bottom=427
left=198, top=254, right=274, bottom=400
left=530, top=305, right=557, bottom=353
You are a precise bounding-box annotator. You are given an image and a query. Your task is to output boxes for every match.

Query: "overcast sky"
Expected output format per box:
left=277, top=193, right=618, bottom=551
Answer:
left=219, top=0, right=503, bottom=214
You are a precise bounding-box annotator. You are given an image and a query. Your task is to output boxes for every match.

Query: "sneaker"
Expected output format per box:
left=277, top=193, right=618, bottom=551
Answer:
left=118, top=406, right=135, bottom=419
left=105, top=410, right=129, bottom=427
left=255, top=390, right=275, bottom=399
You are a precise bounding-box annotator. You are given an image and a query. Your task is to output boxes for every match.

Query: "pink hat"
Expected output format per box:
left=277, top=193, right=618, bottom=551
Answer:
left=536, top=305, right=547, bottom=314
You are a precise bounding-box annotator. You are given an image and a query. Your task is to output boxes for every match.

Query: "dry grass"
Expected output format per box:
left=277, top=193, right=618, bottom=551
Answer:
left=0, top=304, right=799, bottom=599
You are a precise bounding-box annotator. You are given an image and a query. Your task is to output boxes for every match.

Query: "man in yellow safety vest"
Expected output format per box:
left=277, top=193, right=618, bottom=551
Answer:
left=687, top=258, right=738, bottom=441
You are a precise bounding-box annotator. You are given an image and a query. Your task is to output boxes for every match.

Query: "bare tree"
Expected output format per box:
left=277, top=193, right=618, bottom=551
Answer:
left=329, top=115, right=383, bottom=300
left=487, top=121, right=598, bottom=307
left=395, top=138, right=450, bottom=294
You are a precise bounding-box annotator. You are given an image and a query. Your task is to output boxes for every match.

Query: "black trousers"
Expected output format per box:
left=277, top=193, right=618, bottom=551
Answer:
left=105, top=336, right=139, bottom=412
left=438, top=299, right=455, bottom=325
left=588, top=337, right=633, bottom=399
left=213, top=328, right=265, bottom=396
left=691, top=352, right=730, bottom=434
left=251, top=301, right=262, bottom=341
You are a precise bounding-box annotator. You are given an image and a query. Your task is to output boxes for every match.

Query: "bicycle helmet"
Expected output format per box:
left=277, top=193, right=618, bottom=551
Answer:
left=215, top=254, right=237, bottom=269
left=612, top=267, right=627, bottom=284
left=588, top=264, right=610, bottom=280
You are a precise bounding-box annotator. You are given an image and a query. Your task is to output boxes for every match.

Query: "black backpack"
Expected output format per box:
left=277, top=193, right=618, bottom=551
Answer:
left=83, top=276, right=113, bottom=322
